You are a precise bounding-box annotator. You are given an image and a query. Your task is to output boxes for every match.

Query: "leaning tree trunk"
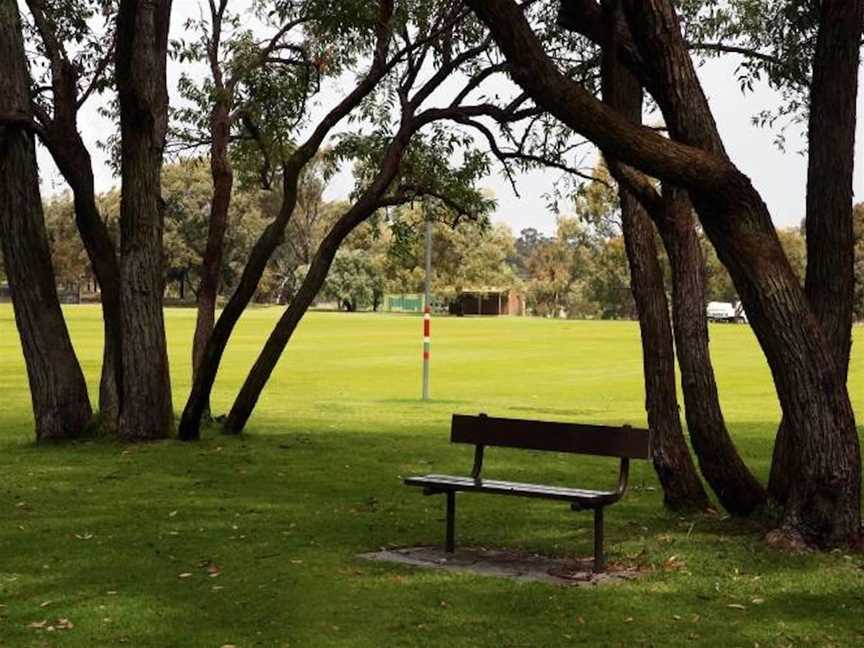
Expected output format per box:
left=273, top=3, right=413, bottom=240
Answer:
left=600, top=19, right=709, bottom=510
left=468, top=0, right=861, bottom=546
left=191, top=100, right=234, bottom=420
left=0, top=0, right=92, bottom=442
left=114, top=0, right=174, bottom=441
left=223, top=119, right=415, bottom=434
left=178, top=1, right=394, bottom=441
left=768, top=0, right=863, bottom=505
left=74, top=184, right=123, bottom=431
left=618, top=0, right=860, bottom=546
left=656, top=187, right=765, bottom=515
left=24, top=0, right=123, bottom=431
left=618, top=193, right=710, bottom=510
left=41, top=129, right=123, bottom=432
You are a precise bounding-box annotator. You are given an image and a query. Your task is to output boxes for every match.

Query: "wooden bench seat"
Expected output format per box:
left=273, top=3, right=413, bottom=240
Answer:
left=404, top=474, right=621, bottom=505
left=404, top=413, right=651, bottom=572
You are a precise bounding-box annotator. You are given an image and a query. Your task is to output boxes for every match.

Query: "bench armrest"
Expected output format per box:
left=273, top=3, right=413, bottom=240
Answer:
left=614, top=458, right=630, bottom=500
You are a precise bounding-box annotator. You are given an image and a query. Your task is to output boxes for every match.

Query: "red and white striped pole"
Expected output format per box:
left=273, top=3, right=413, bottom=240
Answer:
left=422, top=217, right=432, bottom=401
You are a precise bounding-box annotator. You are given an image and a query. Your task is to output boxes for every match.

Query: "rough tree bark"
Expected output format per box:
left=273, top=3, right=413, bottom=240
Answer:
left=654, top=188, right=766, bottom=515
left=190, top=102, right=232, bottom=418
left=600, top=1, right=709, bottom=510
left=570, top=0, right=766, bottom=516
left=26, top=0, right=123, bottom=430
left=0, top=0, right=92, bottom=442
left=468, top=0, right=860, bottom=546
left=617, top=195, right=710, bottom=510
left=768, top=0, right=864, bottom=505
left=114, top=0, right=174, bottom=440
left=191, top=17, right=234, bottom=420
left=618, top=0, right=860, bottom=545
left=178, top=0, right=396, bottom=440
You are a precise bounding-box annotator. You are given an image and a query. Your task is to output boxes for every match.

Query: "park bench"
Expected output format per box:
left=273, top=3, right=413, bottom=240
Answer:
left=404, top=413, right=651, bottom=572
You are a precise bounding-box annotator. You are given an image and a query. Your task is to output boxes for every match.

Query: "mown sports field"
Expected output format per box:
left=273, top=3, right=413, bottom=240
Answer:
left=1, top=305, right=863, bottom=647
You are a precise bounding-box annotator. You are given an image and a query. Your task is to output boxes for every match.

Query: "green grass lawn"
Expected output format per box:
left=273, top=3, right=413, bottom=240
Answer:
left=1, top=304, right=863, bottom=647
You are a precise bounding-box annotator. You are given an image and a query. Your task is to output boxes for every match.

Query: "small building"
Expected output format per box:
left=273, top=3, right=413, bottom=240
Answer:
left=452, top=288, right=525, bottom=316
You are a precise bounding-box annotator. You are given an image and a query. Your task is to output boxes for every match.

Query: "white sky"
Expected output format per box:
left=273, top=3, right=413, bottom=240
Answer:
left=36, top=1, right=864, bottom=236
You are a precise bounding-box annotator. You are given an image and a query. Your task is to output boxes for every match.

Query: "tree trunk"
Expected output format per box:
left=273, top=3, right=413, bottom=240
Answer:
left=768, top=0, right=864, bottom=505
left=114, top=0, right=174, bottom=441
left=191, top=89, right=234, bottom=422
left=600, top=10, right=709, bottom=509
left=619, top=193, right=709, bottom=510
left=178, top=3, right=395, bottom=440
left=73, top=186, right=122, bottom=431
left=46, top=140, right=122, bottom=431
left=619, top=0, right=860, bottom=545
left=469, top=0, right=860, bottom=546
left=224, top=222, right=352, bottom=434
left=224, top=121, right=416, bottom=434
left=24, top=0, right=123, bottom=432
left=656, top=188, right=766, bottom=515
left=0, top=0, right=92, bottom=441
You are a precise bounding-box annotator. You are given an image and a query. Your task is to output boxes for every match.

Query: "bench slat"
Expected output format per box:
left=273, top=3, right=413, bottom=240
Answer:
left=451, top=414, right=650, bottom=459
left=404, top=474, right=619, bottom=504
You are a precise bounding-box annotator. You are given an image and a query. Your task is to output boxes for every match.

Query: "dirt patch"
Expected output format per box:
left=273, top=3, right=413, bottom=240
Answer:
left=359, top=545, right=643, bottom=586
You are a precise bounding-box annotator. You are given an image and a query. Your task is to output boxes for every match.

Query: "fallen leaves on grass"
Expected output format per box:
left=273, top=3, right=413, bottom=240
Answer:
left=663, top=555, right=687, bottom=571
left=28, top=618, right=74, bottom=631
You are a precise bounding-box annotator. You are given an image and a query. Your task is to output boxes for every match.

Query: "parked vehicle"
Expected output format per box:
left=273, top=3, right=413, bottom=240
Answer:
left=706, top=301, right=748, bottom=323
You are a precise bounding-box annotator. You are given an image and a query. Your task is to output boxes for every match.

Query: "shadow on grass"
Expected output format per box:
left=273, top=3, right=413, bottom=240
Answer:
left=1, top=422, right=863, bottom=646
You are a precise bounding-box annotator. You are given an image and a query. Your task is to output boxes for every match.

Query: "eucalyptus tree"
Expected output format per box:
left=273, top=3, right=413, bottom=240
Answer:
left=171, top=0, right=324, bottom=415
left=645, top=0, right=863, bottom=515
left=22, top=0, right=123, bottom=430
left=178, top=0, right=410, bottom=440
left=450, top=4, right=712, bottom=510
left=114, top=0, right=174, bottom=440
left=220, top=2, right=713, bottom=517
left=597, top=1, right=710, bottom=511
left=679, top=0, right=864, bottom=507
left=221, top=8, right=518, bottom=432
left=563, top=1, right=764, bottom=515
left=0, top=0, right=92, bottom=441
left=569, top=0, right=862, bottom=515
left=468, top=0, right=861, bottom=546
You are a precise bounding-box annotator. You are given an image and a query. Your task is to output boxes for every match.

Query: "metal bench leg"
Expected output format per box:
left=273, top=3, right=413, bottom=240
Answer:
left=445, top=491, right=456, bottom=553
left=593, top=507, right=605, bottom=573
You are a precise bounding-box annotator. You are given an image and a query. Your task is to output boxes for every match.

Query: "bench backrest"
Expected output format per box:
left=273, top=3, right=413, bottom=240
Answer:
left=451, top=414, right=651, bottom=459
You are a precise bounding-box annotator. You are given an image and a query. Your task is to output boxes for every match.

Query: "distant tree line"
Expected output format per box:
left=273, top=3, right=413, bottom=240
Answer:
left=29, top=160, right=864, bottom=322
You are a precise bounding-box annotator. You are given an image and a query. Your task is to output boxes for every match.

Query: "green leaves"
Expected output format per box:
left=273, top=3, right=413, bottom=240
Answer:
left=680, top=0, right=816, bottom=132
